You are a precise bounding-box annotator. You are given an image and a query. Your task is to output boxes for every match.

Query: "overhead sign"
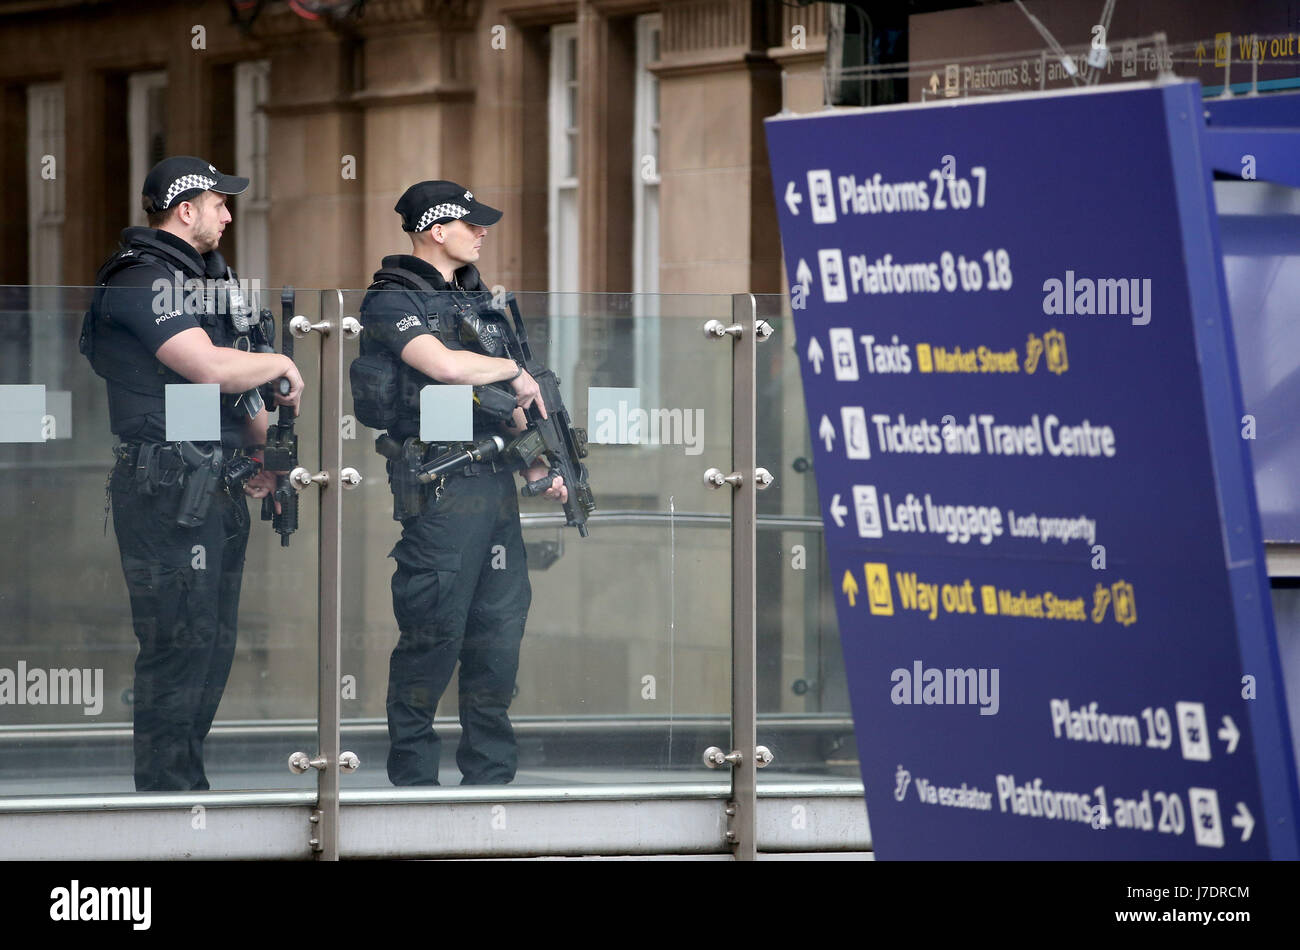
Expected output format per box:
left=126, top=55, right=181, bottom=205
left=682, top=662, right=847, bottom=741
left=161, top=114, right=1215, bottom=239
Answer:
left=908, top=0, right=1300, bottom=101
left=766, top=81, right=1300, bottom=859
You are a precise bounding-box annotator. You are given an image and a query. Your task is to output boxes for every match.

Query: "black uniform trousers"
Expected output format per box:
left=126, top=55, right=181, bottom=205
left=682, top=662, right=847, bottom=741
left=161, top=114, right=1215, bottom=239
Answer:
left=386, top=467, right=531, bottom=785
left=111, top=472, right=249, bottom=791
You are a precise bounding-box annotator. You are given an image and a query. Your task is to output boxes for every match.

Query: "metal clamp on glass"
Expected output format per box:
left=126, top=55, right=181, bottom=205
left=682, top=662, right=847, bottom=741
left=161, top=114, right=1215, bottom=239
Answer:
left=702, top=746, right=774, bottom=769
left=289, top=315, right=330, bottom=338
left=703, top=746, right=742, bottom=768
left=703, top=320, right=743, bottom=340
left=703, top=468, right=742, bottom=489
left=290, top=467, right=329, bottom=490
left=702, top=319, right=773, bottom=341
left=289, top=751, right=361, bottom=774
left=288, top=752, right=326, bottom=774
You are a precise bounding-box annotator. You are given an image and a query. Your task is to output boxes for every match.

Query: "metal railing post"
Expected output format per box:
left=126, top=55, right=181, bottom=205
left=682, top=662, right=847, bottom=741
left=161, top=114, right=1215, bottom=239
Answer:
left=316, top=290, right=344, bottom=860
left=729, top=292, right=758, bottom=860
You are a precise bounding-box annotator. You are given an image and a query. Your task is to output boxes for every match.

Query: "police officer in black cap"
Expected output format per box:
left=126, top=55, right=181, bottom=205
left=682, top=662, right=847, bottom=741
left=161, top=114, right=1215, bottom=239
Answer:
left=359, top=180, right=565, bottom=785
left=81, top=156, right=304, bottom=791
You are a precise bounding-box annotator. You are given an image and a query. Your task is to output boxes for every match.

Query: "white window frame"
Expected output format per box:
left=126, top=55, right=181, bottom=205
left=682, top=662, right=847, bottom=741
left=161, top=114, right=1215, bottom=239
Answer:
left=26, top=82, right=66, bottom=390
left=548, top=23, right=581, bottom=404
left=633, top=14, right=662, bottom=407
left=26, top=82, right=65, bottom=286
left=128, top=70, right=168, bottom=227
left=548, top=22, right=580, bottom=296
left=633, top=14, right=661, bottom=297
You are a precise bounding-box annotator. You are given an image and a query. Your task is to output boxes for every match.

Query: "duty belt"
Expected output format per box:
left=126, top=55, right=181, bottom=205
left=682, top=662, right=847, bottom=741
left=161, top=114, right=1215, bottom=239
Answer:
left=420, top=441, right=514, bottom=477
left=113, top=441, right=260, bottom=490
left=113, top=441, right=185, bottom=491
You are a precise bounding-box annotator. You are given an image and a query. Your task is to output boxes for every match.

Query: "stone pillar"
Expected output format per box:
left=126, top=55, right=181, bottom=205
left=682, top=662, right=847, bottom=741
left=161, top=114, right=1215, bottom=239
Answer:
left=349, top=0, right=481, bottom=282
left=767, top=0, right=827, bottom=113
left=166, top=40, right=207, bottom=158
left=62, top=64, right=120, bottom=283
left=479, top=5, right=562, bottom=293
left=576, top=0, right=636, bottom=293
left=256, top=14, right=365, bottom=290
left=656, top=0, right=782, bottom=295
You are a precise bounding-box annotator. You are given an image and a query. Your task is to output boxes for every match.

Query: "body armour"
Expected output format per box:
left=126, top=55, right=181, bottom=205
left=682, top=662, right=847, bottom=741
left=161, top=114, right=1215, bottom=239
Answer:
left=80, top=227, right=273, bottom=444
left=353, top=256, right=516, bottom=440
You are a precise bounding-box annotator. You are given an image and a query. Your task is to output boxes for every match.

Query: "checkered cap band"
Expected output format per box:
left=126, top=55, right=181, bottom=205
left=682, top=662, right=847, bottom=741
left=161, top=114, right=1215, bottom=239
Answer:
left=163, top=174, right=217, bottom=209
left=416, top=203, right=470, bottom=231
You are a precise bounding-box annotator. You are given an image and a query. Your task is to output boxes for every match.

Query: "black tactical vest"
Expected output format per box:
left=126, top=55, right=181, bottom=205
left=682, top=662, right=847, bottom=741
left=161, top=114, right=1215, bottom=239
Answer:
left=358, top=256, right=511, bottom=439
left=80, top=228, right=258, bottom=441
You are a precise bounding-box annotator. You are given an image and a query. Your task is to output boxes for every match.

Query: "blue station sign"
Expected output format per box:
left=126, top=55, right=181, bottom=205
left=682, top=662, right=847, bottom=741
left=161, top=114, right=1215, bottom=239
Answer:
left=766, top=81, right=1300, bottom=859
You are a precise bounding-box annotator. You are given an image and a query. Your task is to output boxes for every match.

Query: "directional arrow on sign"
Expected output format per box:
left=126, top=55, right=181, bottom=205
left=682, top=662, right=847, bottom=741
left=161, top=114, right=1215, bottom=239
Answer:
left=785, top=181, right=803, bottom=215
left=1232, top=802, right=1254, bottom=842
left=807, top=336, right=824, bottom=374
left=796, top=258, right=813, bottom=292
left=842, top=569, right=859, bottom=606
left=929, top=73, right=940, bottom=94
left=829, top=493, right=848, bottom=528
left=819, top=414, right=836, bottom=452
left=1218, top=715, right=1240, bottom=754
left=1195, top=42, right=1206, bottom=66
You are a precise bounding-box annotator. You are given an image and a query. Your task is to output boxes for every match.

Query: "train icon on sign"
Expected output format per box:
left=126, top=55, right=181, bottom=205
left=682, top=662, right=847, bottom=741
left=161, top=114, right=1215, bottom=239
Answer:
left=819, top=249, right=848, bottom=303
left=807, top=169, right=836, bottom=223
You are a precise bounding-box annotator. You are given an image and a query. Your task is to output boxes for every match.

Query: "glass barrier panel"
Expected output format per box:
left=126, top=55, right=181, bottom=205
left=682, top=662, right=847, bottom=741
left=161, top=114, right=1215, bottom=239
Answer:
left=1214, top=180, right=1300, bottom=542
left=1269, top=585, right=1300, bottom=770
left=0, top=284, right=319, bottom=797
left=753, top=292, right=860, bottom=786
left=337, top=289, right=735, bottom=796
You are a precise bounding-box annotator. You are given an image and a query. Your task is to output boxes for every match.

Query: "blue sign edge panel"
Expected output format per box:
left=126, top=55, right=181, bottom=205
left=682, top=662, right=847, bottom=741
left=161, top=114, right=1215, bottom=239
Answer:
left=764, top=79, right=1300, bottom=859
left=1201, top=128, right=1300, bottom=188
left=1164, top=81, right=1300, bottom=859
left=1205, top=90, right=1300, bottom=129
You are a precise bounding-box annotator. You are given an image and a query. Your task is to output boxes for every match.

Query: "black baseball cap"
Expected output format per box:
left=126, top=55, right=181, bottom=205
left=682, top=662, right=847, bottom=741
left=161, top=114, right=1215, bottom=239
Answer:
left=141, top=156, right=249, bottom=214
left=395, top=180, right=502, bottom=232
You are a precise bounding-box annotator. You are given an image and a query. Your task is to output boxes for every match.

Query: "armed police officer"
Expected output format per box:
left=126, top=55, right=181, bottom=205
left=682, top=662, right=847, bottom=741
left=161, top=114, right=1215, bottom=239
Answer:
left=356, top=180, right=566, bottom=785
left=81, top=156, right=304, bottom=791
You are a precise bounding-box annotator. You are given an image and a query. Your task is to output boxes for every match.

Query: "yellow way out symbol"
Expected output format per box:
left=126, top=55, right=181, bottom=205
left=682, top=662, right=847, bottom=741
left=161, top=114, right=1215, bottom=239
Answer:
left=842, top=563, right=893, bottom=613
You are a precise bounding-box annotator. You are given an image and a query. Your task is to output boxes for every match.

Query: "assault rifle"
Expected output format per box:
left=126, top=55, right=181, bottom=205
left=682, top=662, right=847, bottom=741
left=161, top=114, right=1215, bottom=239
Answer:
left=486, top=293, right=596, bottom=537
left=209, top=251, right=276, bottom=421
left=260, top=287, right=299, bottom=546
